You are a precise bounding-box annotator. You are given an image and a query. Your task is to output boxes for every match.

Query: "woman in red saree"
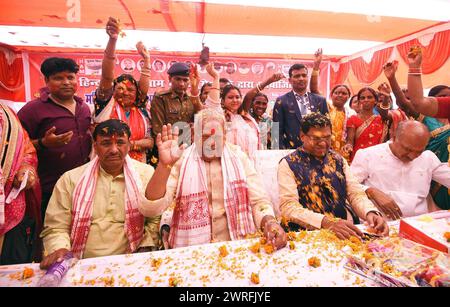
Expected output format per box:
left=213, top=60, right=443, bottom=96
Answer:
left=0, top=104, right=41, bottom=264
left=344, top=87, right=389, bottom=161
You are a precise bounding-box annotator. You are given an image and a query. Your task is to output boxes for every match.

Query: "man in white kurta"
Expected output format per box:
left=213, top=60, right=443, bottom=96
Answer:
left=350, top=120, right=450, bottom=219
left=140, top=106, right=287, bottom=250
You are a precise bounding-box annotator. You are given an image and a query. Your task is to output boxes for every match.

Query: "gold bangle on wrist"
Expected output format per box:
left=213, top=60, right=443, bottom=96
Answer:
left=379, top=104, right=390, bottom=110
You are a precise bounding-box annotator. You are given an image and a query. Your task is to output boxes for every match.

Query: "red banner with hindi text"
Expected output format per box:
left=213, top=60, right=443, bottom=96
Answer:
left=28, top=52, right=330, bottom=106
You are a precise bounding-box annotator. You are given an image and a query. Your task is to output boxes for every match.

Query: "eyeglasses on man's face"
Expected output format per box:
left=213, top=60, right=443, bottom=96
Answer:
left=305, top=134, right=332, bottom=143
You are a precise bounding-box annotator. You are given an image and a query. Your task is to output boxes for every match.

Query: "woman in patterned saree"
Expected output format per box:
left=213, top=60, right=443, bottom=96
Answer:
left=94, top=17, right=153, bottom=163
left=344, top=87, right=390, bottom=161
left=327, top=84, right=352, bottom=160
left=0, top=104, right=41, bottom=264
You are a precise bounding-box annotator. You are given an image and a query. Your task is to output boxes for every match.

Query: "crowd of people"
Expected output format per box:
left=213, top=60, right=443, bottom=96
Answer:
left=0, top=17, right=449, bottom=271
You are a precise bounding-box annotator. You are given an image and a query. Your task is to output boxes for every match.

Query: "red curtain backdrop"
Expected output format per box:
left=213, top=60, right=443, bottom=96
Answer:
left=350, top=47, right=393, bottom=85
left=330, top=62, right=350, bottom=90
left=0, top=48, right=25, bottom=102
left=397, top=30, right=450, bottom=74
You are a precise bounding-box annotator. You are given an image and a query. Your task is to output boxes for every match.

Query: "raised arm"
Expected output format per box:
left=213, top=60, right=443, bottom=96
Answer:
left=188, top=63, right=204, bottom=112
left=383, top=61, right=418, bottom=117
left=309, top=48, right=322, bottom=95
left=136, top=41, right=151, bottom=101
left=145, top=124, right=186, bottom=201
left=407, top=48, right=439, bottom=116
left=100, top=17, right=120, bottom=91
left=242, top=73, right=285, bottom=113
left=376, top=82, right=393, bottom=123
left=205, top=62, right=220, bottom=103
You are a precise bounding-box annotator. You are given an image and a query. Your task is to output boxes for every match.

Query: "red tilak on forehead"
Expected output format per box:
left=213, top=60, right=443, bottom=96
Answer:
left=211, top=128, right=216, bottom=135
left=120, top=80, right=132, bottom=87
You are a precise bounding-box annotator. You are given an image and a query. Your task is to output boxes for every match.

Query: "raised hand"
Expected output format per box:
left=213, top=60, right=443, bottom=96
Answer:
left=407, top=46, right=422, bottom=69
left=267, top=73, right=285, bottom=84
left=189, top=62, right=200, bottom=95
left=377, top=82, right=392, bottom=97
left=382, top=61, right=398, bottom=80
left=156, top=124, right=186, bottom=166
left=136, top=41, right=150, bottom=59
left=106, top=17, right=120, bottom=40
left=313, top=48, right=323, bottom=70
left=205, top=62, right=219, bottom=79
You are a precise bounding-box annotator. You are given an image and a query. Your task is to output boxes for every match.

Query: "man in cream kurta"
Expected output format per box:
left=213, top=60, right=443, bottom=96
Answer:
left=278, top=157, right=378, bottom=230
left=151, top=143, right=275, bottom=243
left=41, top=158, right=161, bottom=259
left=140, top=106, right=287, bottom=250
left=40, top=120, right=161, bottom=268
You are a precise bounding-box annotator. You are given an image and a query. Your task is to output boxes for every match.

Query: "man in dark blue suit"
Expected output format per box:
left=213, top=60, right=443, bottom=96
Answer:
left=273, top=64, right=328, bottom=149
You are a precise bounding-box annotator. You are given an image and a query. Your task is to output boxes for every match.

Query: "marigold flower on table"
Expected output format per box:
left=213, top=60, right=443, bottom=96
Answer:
left=289, top=241, right=296, bottom=250
left=102, top=276, right=115, bottom=286
left=308, top=256, right=321, bottom=268
left=22, top=267, right=34, bottom=279
left=169, top=277, right=180, bottom=287
left=297, top=231, right=307, bottom=241
left=219, top=245, right=229, bottom=257
left=287, top=231, right=297, bottom=241
left=249, top=242, right=261, bottom=254
left=444, top=232, right=450, bottom=243
left=263, top=243, right=275, bottom=254
left=250, top=272, right=260, bottom=284
left=152, top=258, right=163, bottom=269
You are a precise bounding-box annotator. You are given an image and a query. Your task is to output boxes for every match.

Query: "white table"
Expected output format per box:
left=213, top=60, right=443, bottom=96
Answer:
left=0, top=230, right=374, bottom=287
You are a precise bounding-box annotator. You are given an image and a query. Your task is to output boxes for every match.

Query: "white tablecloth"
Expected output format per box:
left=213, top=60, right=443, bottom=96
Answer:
left=0, top=230, right=374, bottom=287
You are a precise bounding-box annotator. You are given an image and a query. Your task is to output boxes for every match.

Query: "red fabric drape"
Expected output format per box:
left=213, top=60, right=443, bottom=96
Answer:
left=350, top=47, right=394, bottom=85
left=397, top=30, right=450, bottom=74
left=0, top=48, right=25, bottom=102
left=330, top=62, right=350, bottom=90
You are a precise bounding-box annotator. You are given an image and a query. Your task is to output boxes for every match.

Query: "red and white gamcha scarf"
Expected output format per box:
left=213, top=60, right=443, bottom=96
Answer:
left=70, top=156, right=144, bottom=258
left=169, top=143, right=256, bottom=248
